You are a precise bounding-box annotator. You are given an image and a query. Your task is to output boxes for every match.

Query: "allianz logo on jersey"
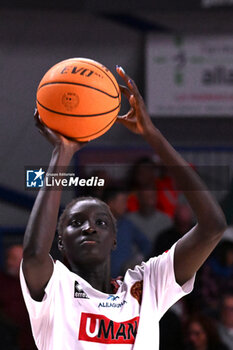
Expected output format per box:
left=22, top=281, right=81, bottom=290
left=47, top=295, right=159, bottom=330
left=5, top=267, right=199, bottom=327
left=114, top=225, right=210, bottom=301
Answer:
left=98, top=295, right=127, bottom=308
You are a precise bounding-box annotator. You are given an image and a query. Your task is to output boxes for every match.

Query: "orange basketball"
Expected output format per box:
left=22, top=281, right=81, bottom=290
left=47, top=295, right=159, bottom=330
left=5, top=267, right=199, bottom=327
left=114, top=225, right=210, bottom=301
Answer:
left=36, top=58, right=121, bottom=141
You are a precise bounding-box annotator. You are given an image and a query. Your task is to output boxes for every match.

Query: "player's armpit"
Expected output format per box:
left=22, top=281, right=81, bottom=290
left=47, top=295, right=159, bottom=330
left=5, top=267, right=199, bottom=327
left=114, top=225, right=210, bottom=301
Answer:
left=22, top=255, right=54, bottom=301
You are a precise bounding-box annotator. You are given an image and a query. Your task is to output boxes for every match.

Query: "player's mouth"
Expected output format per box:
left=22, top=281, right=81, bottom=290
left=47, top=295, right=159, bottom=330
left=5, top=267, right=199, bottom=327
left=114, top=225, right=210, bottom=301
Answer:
left=80, top=239, right=98, bottom=246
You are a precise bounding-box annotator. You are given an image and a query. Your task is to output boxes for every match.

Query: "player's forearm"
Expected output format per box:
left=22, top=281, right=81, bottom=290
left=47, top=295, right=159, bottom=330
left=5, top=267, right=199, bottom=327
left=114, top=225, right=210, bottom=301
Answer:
left=23, top=145, right=74, bottom=261
left=144, top=126, right=226, bottom=237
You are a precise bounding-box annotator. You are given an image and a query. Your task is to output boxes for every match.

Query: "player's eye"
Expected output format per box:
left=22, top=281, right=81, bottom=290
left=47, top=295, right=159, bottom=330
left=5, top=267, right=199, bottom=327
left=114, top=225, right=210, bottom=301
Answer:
left=70, top=219, right=82, bottom=227
left=96, top=219, right=107, bottom=226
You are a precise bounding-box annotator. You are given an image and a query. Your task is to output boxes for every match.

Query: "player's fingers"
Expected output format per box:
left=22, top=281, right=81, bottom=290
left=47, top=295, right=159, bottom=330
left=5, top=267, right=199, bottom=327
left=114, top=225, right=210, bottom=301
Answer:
left=34, top=110, right=46, bottom=131
left=35, top=119, right=47, bottom=136
left=34, top=109, right=40, bottom=126
left=116, top=66, right=142, bottom=101
left=116, top=66, right=130, bottom=85
left=34, top=108, right=38, bottom=118
left=129, top=94, right=140, bottom=110
left=119, top=84, right=131, bottom=99
left=34, top=115, right=56, bottom=140
left=117, top=116, right=134, bottom=125
left=117, top=114, right=138, bottom=133
left=127, top=79, right=141, bottom=99
left=34, top=118, right=44, bottom=133
left=117, top=107, right=135, bottom=120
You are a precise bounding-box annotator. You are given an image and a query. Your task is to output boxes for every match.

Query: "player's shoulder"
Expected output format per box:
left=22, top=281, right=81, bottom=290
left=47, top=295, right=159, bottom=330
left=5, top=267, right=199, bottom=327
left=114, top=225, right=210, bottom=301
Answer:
left=123, top=255, right=160, bottom=283
left=125, top=246, right=175, bottom=280
left=53, top=259, right=74, bottom=278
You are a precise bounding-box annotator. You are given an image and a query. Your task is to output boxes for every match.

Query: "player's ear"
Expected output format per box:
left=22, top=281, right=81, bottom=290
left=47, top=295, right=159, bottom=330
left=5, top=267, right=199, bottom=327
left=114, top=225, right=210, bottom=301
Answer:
left=112, top=239, right=117, bottom=251
left=58, top=237, right=64, bottom=251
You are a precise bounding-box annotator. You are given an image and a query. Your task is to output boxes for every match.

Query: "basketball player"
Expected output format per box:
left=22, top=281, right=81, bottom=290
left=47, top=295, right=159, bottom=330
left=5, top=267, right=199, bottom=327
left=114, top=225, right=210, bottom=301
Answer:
left=20, top=67, right=227, bottom=350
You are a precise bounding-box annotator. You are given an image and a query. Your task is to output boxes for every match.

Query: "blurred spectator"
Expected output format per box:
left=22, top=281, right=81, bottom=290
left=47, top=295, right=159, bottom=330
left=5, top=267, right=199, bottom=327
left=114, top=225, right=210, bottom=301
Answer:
left=103, top=187, right=151, bottom=277
left=196, top=237, right=233, bottom=317
left=155, top=164, right=179, bottom=218
left=153, top=203, right=195, bottom=256
left=127, top=156, right=179, bottom=218
left=127, top=156, right=156, bottom=192
left=126, top=189, right=173, bottom=244
left=217, top=292, right=233, bottom=350
left=184, top=314, right=229, bottom=350
left=0, top=244, right=37, bottom=350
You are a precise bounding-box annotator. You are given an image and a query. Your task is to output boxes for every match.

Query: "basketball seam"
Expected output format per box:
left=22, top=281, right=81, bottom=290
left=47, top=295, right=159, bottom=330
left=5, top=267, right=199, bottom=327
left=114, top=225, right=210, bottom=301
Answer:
left=76, top=59, right=119, bottom=97
left=38, top=82, right=119, bottom=99
left=37, top=99, right=121, bottom=117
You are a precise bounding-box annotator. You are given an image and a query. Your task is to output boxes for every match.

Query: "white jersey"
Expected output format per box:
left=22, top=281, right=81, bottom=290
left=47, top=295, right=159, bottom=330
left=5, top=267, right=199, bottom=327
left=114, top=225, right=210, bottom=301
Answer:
left=20, top=242, right=194, bottom=350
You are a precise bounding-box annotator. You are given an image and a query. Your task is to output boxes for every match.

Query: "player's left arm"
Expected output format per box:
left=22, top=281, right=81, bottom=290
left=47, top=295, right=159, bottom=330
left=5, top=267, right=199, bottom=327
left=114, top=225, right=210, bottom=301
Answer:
left=116, top=66, right=227, bottom=286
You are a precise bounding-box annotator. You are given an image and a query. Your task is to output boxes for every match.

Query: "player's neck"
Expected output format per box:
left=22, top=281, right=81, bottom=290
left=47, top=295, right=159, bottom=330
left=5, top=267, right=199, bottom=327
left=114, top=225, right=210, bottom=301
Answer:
left=71, top=262, right=113, bottom=294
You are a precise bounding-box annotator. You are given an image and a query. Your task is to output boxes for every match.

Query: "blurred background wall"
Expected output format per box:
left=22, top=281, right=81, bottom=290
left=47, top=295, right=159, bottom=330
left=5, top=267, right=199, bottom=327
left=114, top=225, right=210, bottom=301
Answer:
left=0, top=1, right=233, bottom=231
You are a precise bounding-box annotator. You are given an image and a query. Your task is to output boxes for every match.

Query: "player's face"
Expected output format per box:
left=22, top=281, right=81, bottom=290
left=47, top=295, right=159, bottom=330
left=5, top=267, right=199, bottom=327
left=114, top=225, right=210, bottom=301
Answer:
left=60, top=199, right=116, bottom=267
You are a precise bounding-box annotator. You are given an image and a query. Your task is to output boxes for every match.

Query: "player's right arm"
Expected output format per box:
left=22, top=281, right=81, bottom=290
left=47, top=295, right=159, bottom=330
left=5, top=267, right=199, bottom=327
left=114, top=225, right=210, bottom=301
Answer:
left=116, top=67, right=226, bottom=287
left=22, top=112, right=85, bottom=301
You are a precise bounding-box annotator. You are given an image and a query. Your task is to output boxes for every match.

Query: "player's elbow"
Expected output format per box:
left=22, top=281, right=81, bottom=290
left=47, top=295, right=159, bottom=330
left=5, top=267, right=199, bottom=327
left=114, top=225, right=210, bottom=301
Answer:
left=213, top=212, right=227, bottom=233
left=202, top=215, right=227, bottom=241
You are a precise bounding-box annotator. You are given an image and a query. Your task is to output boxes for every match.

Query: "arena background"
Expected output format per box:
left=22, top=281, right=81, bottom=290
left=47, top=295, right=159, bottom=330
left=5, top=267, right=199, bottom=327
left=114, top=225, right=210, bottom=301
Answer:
left=0, top=1, right=233, bottom=258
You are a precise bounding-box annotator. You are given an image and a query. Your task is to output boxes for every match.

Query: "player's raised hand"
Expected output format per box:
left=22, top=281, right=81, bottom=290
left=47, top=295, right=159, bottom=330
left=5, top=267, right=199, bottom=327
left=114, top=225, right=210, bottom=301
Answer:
left=34, top=109, right=87, bottom=153
left=116, top=66, right=155, bottom=136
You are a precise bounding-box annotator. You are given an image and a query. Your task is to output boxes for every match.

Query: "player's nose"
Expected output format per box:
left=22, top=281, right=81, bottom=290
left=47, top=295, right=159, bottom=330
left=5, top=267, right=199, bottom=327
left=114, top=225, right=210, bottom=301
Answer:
left=82, top=221, right=97, bottom=234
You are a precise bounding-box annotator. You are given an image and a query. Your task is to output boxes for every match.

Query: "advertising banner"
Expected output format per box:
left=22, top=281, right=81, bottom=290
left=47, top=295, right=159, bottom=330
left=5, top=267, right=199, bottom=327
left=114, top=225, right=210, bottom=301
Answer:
left=201, top=0, right=233, bottom=8
left=146, top=35, right=233, bottom=116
